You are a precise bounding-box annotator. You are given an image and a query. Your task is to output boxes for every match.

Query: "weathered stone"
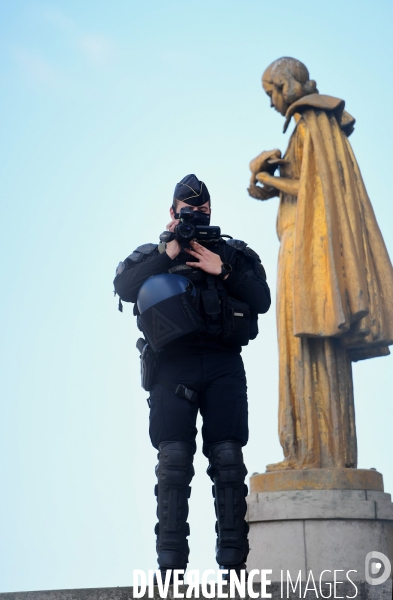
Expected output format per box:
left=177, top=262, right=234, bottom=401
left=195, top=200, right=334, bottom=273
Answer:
left=247, top=487, right=393, bottom=584
left=256, top=489, right=367, bottom=502
left=376, top=502, right=393, bottom=520
left=366, top=492, right=392, bottom=502
left=248, top=489, right=377, bottom=521
left=304, top=520, right=390, bottom=580
left=248, top=498, right=374, bottom=523
left=250, top=468, right=384, bottom=494
left=247, top=519, right=306, bottom=582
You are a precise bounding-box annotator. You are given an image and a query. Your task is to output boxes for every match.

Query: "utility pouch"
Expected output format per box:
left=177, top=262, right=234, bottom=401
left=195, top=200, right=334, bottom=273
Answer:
left=201, top=289, right=221, bottom=316
left=221, top=297, right=251, bottom=346
left=200, top=275, right=222, bottom=335
left=136, top=338, right=157, bottom=391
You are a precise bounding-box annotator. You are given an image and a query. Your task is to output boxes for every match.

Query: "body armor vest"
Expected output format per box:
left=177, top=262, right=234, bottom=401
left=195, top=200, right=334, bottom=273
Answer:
left=134, top=240, right=259, bottom=350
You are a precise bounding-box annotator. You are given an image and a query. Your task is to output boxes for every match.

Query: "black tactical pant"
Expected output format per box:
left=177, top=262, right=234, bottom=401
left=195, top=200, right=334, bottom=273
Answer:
left=148, top=351, right=248, bottom=457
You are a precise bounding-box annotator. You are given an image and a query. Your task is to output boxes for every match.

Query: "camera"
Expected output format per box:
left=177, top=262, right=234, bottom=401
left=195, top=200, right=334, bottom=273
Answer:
left=160, top=207, right=221, bottom=245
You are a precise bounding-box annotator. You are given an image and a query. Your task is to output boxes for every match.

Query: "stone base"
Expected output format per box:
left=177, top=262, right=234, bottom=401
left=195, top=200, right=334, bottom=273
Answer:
left=1, top=582, right=392, bottom=599
left=250, top=468, right=384, bottom=493
left=247, top=481, right=393, bottom=585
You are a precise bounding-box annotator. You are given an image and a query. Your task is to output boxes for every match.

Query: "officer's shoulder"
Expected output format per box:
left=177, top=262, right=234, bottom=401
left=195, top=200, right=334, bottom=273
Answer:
left=127, top=243, right=158, bottom=262
left=225, top=238, right=261, bottom=262
left=225, top=238, right=247, bottom=251
left=115, top=243, right=158, bottom=276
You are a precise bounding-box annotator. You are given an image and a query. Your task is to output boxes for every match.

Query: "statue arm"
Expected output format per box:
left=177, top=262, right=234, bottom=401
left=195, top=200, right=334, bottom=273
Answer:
left=256, top=172, right=300, bottom=196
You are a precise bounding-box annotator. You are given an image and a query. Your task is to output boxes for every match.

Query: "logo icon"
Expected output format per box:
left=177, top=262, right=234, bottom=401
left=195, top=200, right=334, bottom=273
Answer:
left=151, top=307, right=183, bottom=345
left=365, top=551, right=391, bottom=585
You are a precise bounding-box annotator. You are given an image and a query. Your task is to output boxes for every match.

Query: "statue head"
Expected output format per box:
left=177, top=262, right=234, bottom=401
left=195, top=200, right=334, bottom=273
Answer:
left=262, top=57, right=318, bottom=116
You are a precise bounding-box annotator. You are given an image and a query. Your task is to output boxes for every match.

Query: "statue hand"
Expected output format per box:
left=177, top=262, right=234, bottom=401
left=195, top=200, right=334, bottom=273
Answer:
left=249, top=149, right=282, bottom=175
left=247, top=184, right=278, bottom=201
left=256, top=172, right=276, bottom=186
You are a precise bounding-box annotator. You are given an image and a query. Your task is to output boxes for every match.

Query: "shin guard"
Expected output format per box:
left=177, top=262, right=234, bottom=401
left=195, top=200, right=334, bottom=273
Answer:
left=155, top=441, right=194, bottom=570
left=208, top=441, right=249, bottom=567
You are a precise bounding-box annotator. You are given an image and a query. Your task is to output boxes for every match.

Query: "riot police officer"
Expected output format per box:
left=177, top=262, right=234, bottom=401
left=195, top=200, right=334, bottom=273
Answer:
left=113, top=174, right=271, bottom=581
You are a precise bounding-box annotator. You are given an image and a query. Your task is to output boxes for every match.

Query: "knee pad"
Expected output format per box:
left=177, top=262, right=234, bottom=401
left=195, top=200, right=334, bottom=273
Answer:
left=156, top=441, right=194, bottom=486
left=208, top=441, right=247, bottom=483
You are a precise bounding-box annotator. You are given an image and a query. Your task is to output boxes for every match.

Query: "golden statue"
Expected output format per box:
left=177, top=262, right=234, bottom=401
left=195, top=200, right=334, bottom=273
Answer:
left=248, top=57, right=393, bottom=472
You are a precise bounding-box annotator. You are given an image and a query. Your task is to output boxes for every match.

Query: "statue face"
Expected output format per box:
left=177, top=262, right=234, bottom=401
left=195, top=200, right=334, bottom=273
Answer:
left=262, top=79, right=290, bottom=116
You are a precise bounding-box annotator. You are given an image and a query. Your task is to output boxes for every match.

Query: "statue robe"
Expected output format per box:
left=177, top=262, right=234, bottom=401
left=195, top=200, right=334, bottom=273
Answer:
left=273, top=94, right=393, bottom=470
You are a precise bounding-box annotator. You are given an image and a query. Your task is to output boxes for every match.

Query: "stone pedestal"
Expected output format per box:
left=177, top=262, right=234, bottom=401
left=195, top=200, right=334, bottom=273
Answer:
left=246, top=468, right=393, bottom=591
left=249, top=467, right=384, bottom=493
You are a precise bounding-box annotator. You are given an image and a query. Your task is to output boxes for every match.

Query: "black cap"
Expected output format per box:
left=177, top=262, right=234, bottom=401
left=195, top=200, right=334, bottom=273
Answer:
left=173, top=174, right=210, bottom=207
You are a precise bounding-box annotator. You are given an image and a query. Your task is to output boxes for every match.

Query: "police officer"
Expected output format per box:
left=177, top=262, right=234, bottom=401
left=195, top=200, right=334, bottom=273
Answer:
left=114, top=175, right=271, bottom=581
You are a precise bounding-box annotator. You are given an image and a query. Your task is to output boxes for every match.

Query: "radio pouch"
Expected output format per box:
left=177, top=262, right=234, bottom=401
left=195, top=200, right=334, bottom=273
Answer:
left=221, top=296, right=251, bottom=346
left=201, top=273, right=221, bottom=331
left=201, top=289, right=221, bottom=316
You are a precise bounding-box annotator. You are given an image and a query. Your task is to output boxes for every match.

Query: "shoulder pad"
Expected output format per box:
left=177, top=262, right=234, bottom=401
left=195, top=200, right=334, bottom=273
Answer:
left=226, top=238, right=261, bottom=261
left=243, top=246, right=261, bottom=263
left=116, top=261, right=126, bottom=276
left=225, top=239, right=247, bottom=251
left=127, top=243, right=158, bottom=263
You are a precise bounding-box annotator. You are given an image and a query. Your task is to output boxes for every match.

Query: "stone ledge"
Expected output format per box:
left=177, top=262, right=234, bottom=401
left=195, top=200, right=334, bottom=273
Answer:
left=1, top=582, right=392, bottom=600
left=247, top=489, right=393, bottom=522
left=248, top=496, right=376, bottom=521
left=376, top=501, right=393, bottom=520
left=252, top=489, right=369, bottom=502
left=366, top=492, right=392, bottom=502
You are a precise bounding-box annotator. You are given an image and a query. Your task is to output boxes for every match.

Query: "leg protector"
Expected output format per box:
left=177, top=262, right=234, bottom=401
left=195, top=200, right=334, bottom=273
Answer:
left=208, top=441, right=249, bottom=567
left=155, top=441, right=194, bottom=570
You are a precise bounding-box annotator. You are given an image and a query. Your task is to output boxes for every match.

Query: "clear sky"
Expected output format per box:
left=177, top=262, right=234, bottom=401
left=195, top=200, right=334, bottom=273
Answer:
left=1, top=0, right=392, bottom=593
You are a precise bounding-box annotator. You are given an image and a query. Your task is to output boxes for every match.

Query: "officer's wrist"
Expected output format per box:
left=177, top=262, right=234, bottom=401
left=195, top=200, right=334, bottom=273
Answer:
left=157, top=251, right=176, bottom=267
left=165, top=242, right=180, bottom=260
left=218, top=262, right=233, bottom=280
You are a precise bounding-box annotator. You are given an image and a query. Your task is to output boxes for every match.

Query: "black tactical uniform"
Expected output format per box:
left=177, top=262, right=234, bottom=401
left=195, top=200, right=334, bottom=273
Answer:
left=114, top=175, right=270, bottom=579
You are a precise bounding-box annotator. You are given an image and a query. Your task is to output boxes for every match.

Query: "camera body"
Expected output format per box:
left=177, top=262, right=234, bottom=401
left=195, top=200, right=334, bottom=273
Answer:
left=160, top=207, right=221, bottom=245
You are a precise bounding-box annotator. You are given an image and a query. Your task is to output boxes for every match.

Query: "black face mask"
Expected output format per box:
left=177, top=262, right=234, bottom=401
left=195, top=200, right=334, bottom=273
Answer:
left=175, top=209, right=211, bottom=227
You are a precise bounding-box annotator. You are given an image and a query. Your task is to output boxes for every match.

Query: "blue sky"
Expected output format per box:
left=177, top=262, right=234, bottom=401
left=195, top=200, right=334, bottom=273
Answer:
left=1, top=0, right=392, bottom=592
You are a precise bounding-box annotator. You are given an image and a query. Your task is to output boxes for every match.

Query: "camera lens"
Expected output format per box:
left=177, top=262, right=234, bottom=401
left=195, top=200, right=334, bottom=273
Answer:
left=177, top=223, right=195, bottom=241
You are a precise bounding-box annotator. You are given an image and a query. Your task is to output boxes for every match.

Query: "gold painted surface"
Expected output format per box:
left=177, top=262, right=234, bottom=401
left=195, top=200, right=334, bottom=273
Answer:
left=248, top=58, right=393, bottom=472
left=250, top=469, right=384, bottom=493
